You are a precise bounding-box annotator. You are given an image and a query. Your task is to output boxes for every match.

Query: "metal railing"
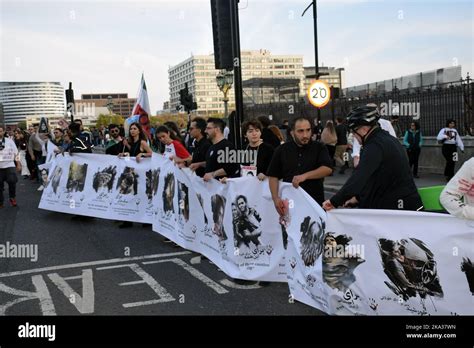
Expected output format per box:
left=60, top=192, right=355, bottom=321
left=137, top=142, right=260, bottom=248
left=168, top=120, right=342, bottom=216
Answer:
left=243, top=76, right=474, bottom=136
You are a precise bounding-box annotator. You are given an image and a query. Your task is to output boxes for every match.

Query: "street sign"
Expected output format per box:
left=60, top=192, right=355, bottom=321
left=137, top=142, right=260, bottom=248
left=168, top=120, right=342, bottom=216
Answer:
left=307, top=80, right=331, bottom=108
left=57, top=118, right=70, bottom=130
left=39, top=117, right=49, bottom=134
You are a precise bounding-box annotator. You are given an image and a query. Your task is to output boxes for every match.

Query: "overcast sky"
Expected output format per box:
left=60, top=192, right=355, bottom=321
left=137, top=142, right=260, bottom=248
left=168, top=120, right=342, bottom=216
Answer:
left=1, top=0, right=473, bottom=113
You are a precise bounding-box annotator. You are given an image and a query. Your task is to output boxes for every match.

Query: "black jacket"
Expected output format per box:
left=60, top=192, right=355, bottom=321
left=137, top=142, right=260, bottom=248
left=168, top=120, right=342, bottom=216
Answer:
left=70, top=137, right=92, bottom=154
left=261, top=128, right=281, bottom=149
left=330, top=127, right=422, bottom=210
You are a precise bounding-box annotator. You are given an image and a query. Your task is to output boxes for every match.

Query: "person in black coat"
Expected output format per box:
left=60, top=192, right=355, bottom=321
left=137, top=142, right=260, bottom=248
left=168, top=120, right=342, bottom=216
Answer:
left=257, top=116, right=280, bottom=149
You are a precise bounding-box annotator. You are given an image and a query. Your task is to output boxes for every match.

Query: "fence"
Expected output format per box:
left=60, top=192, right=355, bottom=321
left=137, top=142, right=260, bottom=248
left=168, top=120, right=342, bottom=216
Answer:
left=243, top=77, right=474, bottom=136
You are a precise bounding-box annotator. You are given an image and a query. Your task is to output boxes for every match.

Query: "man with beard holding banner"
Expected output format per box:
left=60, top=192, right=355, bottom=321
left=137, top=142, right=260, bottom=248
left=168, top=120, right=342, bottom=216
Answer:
left=267, top=116, right=333, bottom=216
left=186, top=117, right=212, bottom=178
left=203, top=118, right=240, bottom=181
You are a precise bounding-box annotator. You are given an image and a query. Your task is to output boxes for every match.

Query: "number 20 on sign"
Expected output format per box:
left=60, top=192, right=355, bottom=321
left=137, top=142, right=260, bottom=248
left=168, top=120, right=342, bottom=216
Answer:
left=308, top=80, right=331, bottom=108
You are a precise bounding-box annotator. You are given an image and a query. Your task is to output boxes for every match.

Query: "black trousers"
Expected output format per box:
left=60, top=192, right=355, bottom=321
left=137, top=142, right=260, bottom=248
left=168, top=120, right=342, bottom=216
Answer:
left=26, top=151, right=36, bottom=178
left=0, top=167, right=18, bottom=203
left=442, top=144, right=457, bottom=179
left=326, top=145, right=336, bottom=166
left=407, top=147, right=421, bottom=176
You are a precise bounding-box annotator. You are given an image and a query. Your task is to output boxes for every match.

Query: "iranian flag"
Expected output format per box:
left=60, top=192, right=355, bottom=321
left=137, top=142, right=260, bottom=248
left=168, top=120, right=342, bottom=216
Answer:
left=125, top=74, right=151, bottom=139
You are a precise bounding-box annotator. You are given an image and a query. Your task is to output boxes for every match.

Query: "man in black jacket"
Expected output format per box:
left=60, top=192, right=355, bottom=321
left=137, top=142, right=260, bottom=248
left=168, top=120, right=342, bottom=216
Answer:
left=68, top=123, right=92, bottom=154
left=323, top=105, right=423, bottom=211
left=258, top=116, right=280, bottom=149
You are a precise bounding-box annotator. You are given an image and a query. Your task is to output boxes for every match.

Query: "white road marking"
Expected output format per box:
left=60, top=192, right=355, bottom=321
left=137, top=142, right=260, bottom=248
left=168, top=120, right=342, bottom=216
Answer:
left=48, top=269, right=95, bottom=314
left=190, top=255, right=202, bottom=264
left=0, top=251, right=191, bottom=278
left=119, top=280, right=144, bottom=286
left=97, top=263, right=175, bottom=308
left=123, top=299, right=169, bottom=308
left=143, top=258, right=229, bottom=294
left=219, top=278, right=262, bottom=290
left=61, top=275, right=83, bottom=280
left=0, top=275, right=56, bottom=315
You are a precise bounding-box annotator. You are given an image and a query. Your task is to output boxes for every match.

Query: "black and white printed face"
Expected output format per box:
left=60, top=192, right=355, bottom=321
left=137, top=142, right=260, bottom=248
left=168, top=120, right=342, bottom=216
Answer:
left=237, top=198, right=247, bottom=213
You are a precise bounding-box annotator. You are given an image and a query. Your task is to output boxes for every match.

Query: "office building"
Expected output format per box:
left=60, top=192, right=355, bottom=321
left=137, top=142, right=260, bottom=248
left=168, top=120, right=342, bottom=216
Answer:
left=0, top=82, right=65, bottom=126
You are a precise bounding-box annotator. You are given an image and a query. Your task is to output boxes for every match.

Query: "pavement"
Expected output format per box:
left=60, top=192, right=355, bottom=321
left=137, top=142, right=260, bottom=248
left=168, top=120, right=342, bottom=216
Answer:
left=0, top=177, right=321, bottom=316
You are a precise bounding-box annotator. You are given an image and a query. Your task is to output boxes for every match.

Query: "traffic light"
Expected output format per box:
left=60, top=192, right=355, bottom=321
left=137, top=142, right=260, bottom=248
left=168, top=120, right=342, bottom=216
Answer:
left=178, top=84, right=198, bottom=112
left=65, top=82, right=75, bottom=121
left=179, top=89, right=186, bottom=107
left=210, top=0, right=233, bottom=70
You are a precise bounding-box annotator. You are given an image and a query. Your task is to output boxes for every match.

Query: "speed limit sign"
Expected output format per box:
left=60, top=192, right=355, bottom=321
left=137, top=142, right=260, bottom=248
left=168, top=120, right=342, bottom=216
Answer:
left=307, top=80, right=331, bottom=108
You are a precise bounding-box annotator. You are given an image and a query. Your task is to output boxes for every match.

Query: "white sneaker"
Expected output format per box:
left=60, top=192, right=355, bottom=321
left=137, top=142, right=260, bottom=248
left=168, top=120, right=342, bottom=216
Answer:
left=37, top=185, right=44, bottom=191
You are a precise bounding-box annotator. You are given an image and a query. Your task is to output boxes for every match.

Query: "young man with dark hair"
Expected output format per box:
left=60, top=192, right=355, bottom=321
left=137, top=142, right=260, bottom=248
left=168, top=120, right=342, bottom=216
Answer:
left=241, top=119, right=274, bottom=180
left=0, top=125, right=21, bottom=207
left=186, top=117, right=212, bottom=178
left=68, top=123, right=92, bottom=154
left=203, top=118, right=240, bottom=181
left=267, top=117, right=333, bottom=215
left=51, top=128, right=64, bottom=147
left=74, top=119, right=92, bottom=144
left=105, top=124, right=123, bottom=156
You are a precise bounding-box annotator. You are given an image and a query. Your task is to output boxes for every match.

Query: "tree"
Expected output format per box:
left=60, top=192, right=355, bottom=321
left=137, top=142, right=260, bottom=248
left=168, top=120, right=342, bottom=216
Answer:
left=150, top=114, right=189, bottom=129
left=96, top=114, right=124, bottom=128
left=17, top=121, right=27, bottom=130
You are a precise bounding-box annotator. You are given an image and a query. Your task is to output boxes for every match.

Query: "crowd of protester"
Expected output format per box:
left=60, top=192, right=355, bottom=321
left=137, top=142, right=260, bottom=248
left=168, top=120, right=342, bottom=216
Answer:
left=0, top=106, right=471, bottom=223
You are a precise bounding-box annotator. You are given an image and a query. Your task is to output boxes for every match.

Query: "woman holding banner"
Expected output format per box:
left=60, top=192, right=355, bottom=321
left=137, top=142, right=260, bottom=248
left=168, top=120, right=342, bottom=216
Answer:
left=120, top=122, right=153, bottom=163
left=118, top=122, right=152, bottom=228
left=155, top=125, right=191, bottom=163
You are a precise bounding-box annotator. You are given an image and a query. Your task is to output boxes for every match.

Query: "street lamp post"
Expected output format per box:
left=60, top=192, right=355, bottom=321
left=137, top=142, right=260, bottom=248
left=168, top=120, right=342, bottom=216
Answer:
left=106, top=96, right=114, bottom=115
left=216, top=70, right=234, bottom=118
left=302, top=0, right=322, bottom=123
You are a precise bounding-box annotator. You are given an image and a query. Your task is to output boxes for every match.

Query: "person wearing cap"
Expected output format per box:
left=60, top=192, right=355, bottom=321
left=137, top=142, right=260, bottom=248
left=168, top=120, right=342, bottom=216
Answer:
left=322, top=105, right=423, bottom=211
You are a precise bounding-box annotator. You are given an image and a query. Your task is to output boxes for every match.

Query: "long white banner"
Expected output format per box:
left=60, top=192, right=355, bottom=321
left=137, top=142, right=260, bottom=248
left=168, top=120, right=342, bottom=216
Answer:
left=287, top=209, right=474, bottom=315
left=39, top=153, right=474, bottom=314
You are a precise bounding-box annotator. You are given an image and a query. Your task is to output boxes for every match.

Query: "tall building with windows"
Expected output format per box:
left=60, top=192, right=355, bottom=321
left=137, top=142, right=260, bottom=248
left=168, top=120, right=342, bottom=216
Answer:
left=168, top=49, right=305, bottom=115
left=73, top=93, right=136, bottom=126
left=0, top=82, right=65, bottom=126
left=78, top=93, right=136, bottom=118
left=0, top=103, right=4, bottom=126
